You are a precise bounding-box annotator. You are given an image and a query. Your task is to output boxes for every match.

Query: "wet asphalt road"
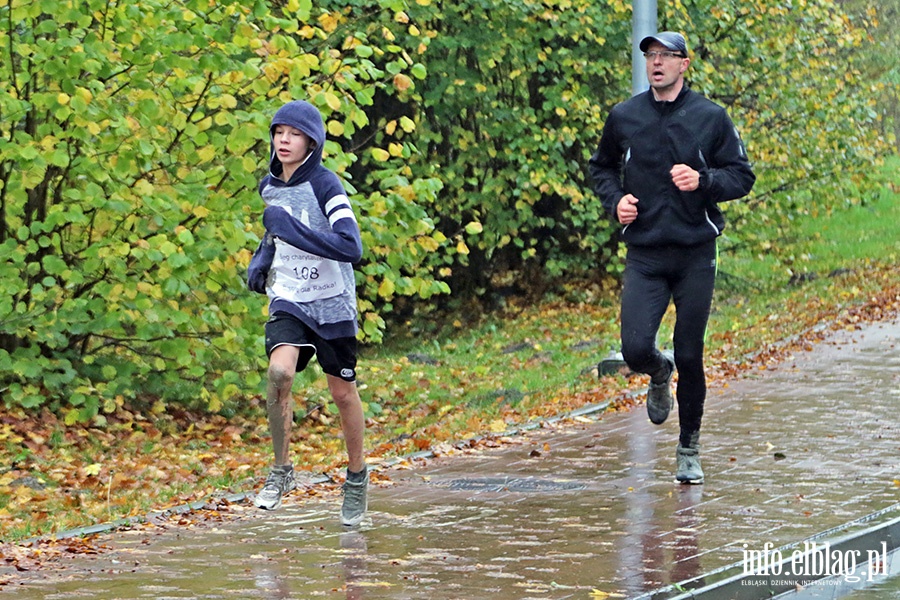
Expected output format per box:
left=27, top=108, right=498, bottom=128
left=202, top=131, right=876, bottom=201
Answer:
left=3, top=316, right=899, bottom=599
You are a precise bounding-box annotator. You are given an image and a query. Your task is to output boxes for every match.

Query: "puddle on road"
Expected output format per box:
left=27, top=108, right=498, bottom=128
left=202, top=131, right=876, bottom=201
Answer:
left=5, top=318, right=900, bottom=599
left=3, top=478, right=721, bottom=599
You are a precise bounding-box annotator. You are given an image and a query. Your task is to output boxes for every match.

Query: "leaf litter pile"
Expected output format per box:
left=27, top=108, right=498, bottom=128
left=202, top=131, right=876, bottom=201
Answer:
left=1, top=263, right=899, bottom=586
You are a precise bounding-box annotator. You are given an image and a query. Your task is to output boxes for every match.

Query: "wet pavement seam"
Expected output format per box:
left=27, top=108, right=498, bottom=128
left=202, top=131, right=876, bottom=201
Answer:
left=5, top=315, right=899, bottom=600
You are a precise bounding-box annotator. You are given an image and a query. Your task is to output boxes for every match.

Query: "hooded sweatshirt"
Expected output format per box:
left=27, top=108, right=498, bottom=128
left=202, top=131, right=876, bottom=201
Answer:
left=247, top=100, right=363, bottom=339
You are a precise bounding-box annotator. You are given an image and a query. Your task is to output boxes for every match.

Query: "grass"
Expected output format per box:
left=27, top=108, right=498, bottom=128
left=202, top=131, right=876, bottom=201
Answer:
left=1, top=158, right=900, bottom=545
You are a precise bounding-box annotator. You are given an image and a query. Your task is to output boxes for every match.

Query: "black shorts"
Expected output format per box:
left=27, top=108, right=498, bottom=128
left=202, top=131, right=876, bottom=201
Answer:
left=264, top=312, right=357, bottom=382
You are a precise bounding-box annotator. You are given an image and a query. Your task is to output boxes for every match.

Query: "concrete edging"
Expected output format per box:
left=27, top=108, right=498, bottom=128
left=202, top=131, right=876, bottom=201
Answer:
left=636, top=502, right=900, bottom=600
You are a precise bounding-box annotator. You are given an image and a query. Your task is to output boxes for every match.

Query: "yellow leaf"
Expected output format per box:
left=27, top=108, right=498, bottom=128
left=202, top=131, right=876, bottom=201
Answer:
left=84, top=463, right=102, bottom=476
left=388, top=142, right=403, bottom=157
left=456, top=240, right=469, bottom=255
left=318, top=12, right=339, bottom=32
left=75, top=87, right=93, bottom=104
left=327, top=120, right=345, bottom=136
left=193, top=205, right=210, bottom=218
left=378, top=278, right=395, bottom=298
left=243, top=155, right=259, bottom=173
left=489, top=419, right=507, bottom=433
left=371, top=148, right=390, bottom=162
left=324, top=91, right=341, bottom=111
left=197, top=145, right=216, bottom=163
left=385, top=120, right=397, bottom=135
left=64, top=408, right=80, bottom=426
left=393, top=73, right=412, bottom=92
left=57, top=92, right=70, bottom=105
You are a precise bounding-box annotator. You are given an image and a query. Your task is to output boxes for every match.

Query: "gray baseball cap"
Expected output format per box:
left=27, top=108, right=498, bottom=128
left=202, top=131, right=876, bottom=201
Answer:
left=639, top=31, right=688, bottom=56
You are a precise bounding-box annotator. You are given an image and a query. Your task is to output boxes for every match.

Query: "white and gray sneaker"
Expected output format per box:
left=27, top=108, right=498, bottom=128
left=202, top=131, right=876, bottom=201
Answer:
left=675, top=445, right=704, bottom=484
left=340, top=470, right=369, bottom=526
left=254, top=465, right=297, bottom=510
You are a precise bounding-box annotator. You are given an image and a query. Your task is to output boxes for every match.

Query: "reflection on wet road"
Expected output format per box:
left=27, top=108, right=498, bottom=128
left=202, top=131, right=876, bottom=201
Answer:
left=8, top=318, right=900, bottom=599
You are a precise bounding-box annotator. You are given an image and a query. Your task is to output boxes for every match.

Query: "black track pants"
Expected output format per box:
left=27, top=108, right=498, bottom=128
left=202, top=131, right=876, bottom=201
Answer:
left=619, top=241, right=717, bottom=445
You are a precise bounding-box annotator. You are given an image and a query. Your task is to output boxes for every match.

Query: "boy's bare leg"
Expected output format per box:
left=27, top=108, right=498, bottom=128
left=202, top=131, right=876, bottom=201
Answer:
left=267, top=345, right=300, bottom=466
left=329, top=375, right=367, bottom=525
left=326, top=375, right=366, bottom=473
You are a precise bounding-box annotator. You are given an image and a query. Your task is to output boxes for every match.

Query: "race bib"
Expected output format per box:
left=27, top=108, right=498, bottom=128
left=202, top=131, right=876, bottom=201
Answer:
left=269, top=242, right=345, bottom=303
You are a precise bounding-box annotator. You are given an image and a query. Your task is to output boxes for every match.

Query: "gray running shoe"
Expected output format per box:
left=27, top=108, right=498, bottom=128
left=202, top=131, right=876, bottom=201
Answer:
left=341, top=471, right=369, bottom=526
left=254, top=465, right=296, bottom=510
left=647, top=355, right=675, bottom=425
left=676, top=445, right=704, bottom=484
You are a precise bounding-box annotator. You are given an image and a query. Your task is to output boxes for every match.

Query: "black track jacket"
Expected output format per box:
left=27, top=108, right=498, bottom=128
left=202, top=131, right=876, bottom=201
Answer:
left=588, top=85, right=755, bottom=247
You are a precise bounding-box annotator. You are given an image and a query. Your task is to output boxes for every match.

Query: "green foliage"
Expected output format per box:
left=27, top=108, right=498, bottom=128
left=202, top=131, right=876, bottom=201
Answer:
left=0, top=0, right=443, bottom=416
left=663, top=0, right=893, bottom=261
left=840, top=0, right=899, bottom=151
left=272, top=0, right=450, bottom=330
left=0, top=0, right=893, bottom=418
left=406, top=0, right=626, bottom=294
left=402, top=0, right=893, bottom=297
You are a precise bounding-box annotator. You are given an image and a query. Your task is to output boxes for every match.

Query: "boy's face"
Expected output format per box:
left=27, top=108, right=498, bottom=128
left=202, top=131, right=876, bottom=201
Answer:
left=273, top=125, right=313, bottom=172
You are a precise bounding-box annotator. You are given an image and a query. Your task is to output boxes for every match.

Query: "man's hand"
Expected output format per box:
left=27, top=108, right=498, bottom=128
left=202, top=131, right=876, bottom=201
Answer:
left=616, top=194, right=639, bottom=225
left=671, top=164, right=700, bottom=191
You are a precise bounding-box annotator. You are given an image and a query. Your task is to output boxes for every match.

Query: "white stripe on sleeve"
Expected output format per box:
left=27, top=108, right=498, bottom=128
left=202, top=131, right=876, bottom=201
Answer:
left=329, top=207, right=357, bottom=225
left=325, top=195, right=351, bottom=215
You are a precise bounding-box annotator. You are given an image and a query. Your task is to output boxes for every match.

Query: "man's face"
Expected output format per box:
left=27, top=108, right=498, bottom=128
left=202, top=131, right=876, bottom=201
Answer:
left=644, top=41, right=689, bottom=92
left=273, top=125, right=313, bottom=170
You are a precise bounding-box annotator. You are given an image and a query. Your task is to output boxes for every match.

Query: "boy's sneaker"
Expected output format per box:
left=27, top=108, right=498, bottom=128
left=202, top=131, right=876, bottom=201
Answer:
left=675, top=444, right=704, bottom=484
left=340, top=471, right=369, bottom=527
left=254, top=465, right=296, bottom=510
left=647, top=355, right=675, bottom=425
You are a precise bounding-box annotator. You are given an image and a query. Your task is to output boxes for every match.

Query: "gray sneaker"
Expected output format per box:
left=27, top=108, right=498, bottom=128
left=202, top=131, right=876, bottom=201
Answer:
left=341, top=471, right=369, bottom=526
left=647, top=355, right=675, bottom=425
left=254, top=465, right=297, bottom=510
left=676, top=445, right=704, bottom=484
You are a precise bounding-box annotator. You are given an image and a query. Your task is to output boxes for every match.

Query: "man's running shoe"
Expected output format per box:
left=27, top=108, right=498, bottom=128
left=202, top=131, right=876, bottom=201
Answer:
left=647, top=355, right=675, bottom=425
left=675, top=444, right=704, bottom=484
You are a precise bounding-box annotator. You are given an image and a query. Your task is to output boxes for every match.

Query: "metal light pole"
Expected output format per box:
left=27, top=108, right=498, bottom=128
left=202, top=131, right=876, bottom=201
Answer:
left=631, top=0, right=657, bottom=96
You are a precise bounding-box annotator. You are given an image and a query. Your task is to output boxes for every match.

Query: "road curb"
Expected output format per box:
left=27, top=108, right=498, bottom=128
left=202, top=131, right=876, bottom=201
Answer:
left=636, top=502, right=900, bottom=600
